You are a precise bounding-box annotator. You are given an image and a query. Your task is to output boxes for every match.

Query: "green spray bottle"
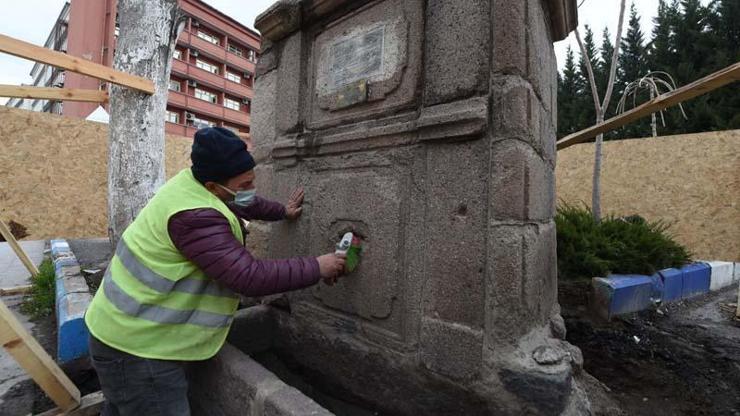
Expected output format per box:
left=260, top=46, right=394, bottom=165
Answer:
left=335, top=232, right=362, bottom=273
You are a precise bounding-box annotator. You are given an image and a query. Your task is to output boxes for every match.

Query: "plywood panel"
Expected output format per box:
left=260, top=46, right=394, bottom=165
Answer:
left=557, top=130, right=740, bottom=261
left=0, top=107, right=192, bottom=240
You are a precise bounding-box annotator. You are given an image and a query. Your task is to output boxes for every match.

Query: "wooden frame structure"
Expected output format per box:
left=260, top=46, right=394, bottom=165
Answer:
left=0, top=33, right=154, bottom=104
left=557, top=61, right=740, bottom=151
left=0, top=219, right=39, bottom=277
left=0, top=32, right=153, bottom=415
left=0, top=85, right=109, bottom=103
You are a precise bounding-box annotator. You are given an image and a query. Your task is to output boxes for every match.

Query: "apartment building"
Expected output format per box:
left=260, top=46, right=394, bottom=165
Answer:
left=6, top=0, right=259, bottom=139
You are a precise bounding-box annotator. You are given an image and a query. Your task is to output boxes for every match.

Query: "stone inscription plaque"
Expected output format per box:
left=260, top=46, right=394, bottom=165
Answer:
left=328, top=26, right=385, bottom=91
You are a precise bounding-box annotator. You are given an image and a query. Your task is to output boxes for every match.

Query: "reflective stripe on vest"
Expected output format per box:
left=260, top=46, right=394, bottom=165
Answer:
left=102, top=267, right=233, bottom=328
left=115, top=239, right=235, bottom=299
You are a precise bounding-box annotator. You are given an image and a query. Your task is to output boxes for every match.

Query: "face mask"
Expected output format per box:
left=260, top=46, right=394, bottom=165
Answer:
left=217, top=184, right=257, bottom=207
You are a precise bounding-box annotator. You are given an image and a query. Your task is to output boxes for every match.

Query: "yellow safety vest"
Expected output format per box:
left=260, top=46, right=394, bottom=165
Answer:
left=85, top=169, right=243, bottom=360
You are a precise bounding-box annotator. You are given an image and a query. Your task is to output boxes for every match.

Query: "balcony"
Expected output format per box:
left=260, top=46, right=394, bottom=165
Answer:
left=190, top=65, right=226, bottom=90
left=227, top=80, right=252, bottom=97
left=190, top=35, right=227, bottom=62
left=225, top=53, right=253, bottom=73
left=167, top=90, right=188, bottom=107
left=224, top=107, right=250, bottom=125
left=172, top=59, right=188, bottom=75
left=166, top=92, right=250, bottom=129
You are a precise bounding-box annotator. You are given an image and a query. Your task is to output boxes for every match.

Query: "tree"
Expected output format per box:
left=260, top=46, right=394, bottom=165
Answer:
left=108, top=0, right=186, bottom=246
left=558, top=47, right=582, bottom=138
left=617, top=3, right=650, bottom=138
left=575, top=0, right=627, bottom=222
left=576, top=26, right=599, bottom=129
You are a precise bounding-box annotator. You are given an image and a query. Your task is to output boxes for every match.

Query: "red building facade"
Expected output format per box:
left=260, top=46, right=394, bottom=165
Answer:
left=60, top=0, right=259, bottom=139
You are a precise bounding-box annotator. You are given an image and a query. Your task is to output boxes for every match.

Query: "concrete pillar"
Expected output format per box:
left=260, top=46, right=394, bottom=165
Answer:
left=245, top=0, right=585, bottom=414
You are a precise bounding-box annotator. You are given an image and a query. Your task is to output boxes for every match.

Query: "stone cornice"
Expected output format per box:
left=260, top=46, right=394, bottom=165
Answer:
left=546, top=0, right=579, bottom=41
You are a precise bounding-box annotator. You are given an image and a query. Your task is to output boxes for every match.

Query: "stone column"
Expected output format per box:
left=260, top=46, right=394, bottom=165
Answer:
left=248, top=1, right=586, bottom=414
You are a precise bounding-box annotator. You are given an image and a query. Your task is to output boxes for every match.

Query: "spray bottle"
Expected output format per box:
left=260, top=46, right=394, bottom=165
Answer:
left=335, top=232, right=362, bottom=273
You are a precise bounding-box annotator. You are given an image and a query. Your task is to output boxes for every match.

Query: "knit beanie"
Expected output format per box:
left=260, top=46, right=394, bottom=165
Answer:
left=191, top=127, right=256, bottom=184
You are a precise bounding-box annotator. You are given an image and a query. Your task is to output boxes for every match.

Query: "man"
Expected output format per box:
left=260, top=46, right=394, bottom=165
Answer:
left=85, top=127, right=346, bottom=416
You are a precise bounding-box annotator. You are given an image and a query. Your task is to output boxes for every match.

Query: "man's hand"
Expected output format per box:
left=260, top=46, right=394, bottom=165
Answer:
left=316, top=253, right=346, bottom=286
left=285, top=188, right=304, bottom=221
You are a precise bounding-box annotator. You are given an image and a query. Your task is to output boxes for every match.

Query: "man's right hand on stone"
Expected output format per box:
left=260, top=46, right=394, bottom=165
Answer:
left=317, top=253, right=346, bottom=285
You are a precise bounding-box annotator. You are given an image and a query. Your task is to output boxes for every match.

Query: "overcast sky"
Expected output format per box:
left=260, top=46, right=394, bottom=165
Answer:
left=0, top=0, right=710, bottom=105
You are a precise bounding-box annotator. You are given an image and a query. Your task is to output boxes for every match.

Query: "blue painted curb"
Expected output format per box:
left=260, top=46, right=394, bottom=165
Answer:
left=592, top=261, right=738, bottom=320
left=51, top=239, right=92, bottom=363
left=680, top=263, right=711, bottom=299
left=592, top=275, right=657, bottom=320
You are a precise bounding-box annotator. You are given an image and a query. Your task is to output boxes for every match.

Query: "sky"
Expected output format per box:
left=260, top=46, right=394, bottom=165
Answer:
left=0, top=0, right=712, bottom=105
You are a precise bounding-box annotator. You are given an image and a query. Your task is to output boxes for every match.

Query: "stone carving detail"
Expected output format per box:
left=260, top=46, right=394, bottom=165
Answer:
left=328, top=25, right=385, bottom=92
left=312, top=0, right=412, bottom=115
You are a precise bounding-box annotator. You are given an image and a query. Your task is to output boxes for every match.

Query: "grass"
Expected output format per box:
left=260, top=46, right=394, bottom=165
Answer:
left=21, top=259, right=56, bottom=319
left=556, top=203, right=692, bottom=281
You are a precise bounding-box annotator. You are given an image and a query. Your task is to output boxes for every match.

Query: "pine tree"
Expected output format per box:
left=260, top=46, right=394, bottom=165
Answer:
left=618, top=3, right=650, bottom=138
left=558, top=47, right=582, bottom=138
left=648, top=0, right=677, bottom=74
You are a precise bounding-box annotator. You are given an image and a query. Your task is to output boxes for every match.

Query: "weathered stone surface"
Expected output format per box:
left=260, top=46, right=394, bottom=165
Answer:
left=423, top=0, right=490, bottom=105
left=243, top=0, right=585, bottom=413
left=492, top=0, right=527, bottom=75
left=485, top=222, right=558, bottom=345
left=422, top=140, right=487, bottom=327
left=227, top=306, right=276, bottom=355
left=419, top=318, right=483, bottom=381
left=490, top=139, right=555, bottom=222
left=526, top=0, right=558, bottom=112
left=189, top=343, right=329, bottom=416
left=276, top=32, right=304, bottom=135
left=500, top=366, right=573, bottom=416
left=252, top=70, right=278, bottom=146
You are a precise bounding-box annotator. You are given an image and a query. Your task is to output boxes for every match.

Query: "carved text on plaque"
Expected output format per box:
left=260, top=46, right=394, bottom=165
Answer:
left=328, top=26, right=385, bottom=91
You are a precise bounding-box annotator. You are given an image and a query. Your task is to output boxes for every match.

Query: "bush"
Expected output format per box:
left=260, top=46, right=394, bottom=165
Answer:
left=21, top=259, right=56, bottom=319
left=556, top=203, right=692, bottom=281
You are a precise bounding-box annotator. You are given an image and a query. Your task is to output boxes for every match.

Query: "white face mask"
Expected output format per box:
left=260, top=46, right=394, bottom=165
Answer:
left=217, top=184, right=257, bottom=207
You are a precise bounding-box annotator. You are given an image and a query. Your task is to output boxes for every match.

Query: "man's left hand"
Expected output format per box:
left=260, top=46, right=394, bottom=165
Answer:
left=285, top=187, right=305, bottom=220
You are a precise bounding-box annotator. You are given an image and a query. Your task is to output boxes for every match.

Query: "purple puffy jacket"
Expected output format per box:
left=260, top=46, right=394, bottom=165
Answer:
left=167, top=195, right=321, bottom=297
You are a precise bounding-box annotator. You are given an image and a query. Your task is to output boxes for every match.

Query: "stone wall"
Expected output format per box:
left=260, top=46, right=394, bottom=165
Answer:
left=248, top=0, right=586, bottom=414
left=0, top=106, right=192, bottom=239
left=557, top=130, right=740, bottom=261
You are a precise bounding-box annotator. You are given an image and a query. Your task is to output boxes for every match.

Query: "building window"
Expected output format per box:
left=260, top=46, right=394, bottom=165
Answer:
left=196, top=59, right=219, bottom=74
left=246, top=49, right=257, bottom=62
left=169, top=80, right=181, bottom=92
left=166, top=110, right=180, bottom=124
left=228, top=44, right=243, bottom=57
left=173, top=49, right=182, bottom=60
left=191, top=115, right=215, bottom=128
left=196, top=30, right=219, bottom=45
left=224, top=98, right=241, bottom=111
left=225, top=72, right=241, bottom=83
left=194, top=88, right=217, bottom=104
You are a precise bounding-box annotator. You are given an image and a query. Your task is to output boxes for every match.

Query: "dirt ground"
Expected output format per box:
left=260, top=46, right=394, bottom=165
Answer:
left=562, top=283, right=740, bottom=416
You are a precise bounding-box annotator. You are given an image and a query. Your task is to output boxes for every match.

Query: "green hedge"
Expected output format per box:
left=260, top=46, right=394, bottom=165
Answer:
left=555, top=204, right=692, bottom=281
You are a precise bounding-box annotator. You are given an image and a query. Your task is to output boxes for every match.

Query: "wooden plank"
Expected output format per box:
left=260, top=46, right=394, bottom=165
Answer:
left=0, top=300, right=81, bottom=411
left=0, top=284, right=33, bottom=296
left=0, top=219, right=40, bottom=277
left=557, top=62, right=740, bottom=151
left=36, top=391, right=105, bottom=416
left=0, top=33, right=154, bottom=95
left=0, top=85, right=108, bottom=103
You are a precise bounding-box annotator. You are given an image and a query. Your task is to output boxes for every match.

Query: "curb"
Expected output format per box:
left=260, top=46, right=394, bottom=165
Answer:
left=592, top=261, right=739, bottom=320
left=50, top=239, right=92, bottom=363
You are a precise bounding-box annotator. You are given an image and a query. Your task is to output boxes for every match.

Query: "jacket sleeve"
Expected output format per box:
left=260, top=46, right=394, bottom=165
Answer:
left=167, top=208, right=321, bottom=297
left=228, top=195, right=286, bottom=222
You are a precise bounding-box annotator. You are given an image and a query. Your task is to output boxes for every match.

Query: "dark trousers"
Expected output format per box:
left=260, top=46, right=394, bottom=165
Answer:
left=88, top=335, right=190, bottom=416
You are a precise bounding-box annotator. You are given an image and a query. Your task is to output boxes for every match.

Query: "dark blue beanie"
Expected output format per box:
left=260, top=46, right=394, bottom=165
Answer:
left=191, top=127, right=256, bottom=184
